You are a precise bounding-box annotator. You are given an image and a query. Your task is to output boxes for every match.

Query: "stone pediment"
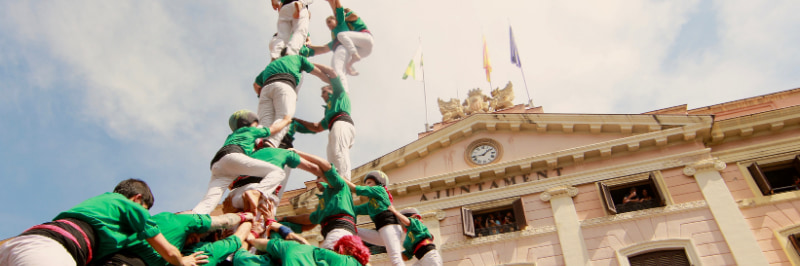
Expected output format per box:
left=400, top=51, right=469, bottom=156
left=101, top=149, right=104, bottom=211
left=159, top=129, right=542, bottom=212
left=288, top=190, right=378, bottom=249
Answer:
left=351, top=112, right=715, bottom=195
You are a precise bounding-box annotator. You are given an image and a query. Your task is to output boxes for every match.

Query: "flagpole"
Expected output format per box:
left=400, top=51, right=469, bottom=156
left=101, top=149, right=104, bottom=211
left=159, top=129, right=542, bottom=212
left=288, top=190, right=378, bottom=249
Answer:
left=420, top=37, right=430, bottom=132
left=509, top=22, right=533, bottom=106
left=519, top=66, right=532, bottom=106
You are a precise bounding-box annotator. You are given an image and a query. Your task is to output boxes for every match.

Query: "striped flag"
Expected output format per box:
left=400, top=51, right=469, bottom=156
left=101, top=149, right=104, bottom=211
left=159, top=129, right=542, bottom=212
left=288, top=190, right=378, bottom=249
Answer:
left=510, top=26, right=522, bottom=68
left=483, top=35, right=492, bottom=82
left=402, top=45, right=424, bottom=81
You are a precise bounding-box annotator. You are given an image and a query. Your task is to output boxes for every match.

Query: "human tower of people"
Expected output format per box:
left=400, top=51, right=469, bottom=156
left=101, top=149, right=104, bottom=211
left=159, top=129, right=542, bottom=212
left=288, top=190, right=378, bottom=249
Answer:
left=0, top=0, right=443, bottom=265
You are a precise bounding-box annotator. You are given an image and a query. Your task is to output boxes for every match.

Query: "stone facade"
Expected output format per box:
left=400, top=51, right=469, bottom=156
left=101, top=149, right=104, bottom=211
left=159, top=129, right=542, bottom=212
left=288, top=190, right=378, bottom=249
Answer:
left=280, top=87, right=800, bottom=265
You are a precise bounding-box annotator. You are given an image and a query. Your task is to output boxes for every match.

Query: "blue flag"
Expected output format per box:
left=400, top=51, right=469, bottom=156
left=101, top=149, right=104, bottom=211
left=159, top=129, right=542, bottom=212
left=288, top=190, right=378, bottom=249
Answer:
left=510, top=26, right=522, bottom=68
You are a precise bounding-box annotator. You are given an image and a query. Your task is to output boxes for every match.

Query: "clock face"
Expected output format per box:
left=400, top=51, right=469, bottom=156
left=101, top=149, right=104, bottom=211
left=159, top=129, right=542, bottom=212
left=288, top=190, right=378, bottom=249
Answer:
left=470, top=144, right=498, bottom=165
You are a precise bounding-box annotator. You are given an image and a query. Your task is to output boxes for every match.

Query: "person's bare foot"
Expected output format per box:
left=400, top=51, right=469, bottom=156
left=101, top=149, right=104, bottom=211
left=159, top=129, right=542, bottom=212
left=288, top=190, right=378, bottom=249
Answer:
left=346, top=53, right=361, bottom=75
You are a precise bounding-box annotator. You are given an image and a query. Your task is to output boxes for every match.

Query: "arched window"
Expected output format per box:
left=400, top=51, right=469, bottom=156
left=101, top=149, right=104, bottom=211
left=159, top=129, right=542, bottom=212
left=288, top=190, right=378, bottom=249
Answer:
left=628, top=249, right=690, bottom=266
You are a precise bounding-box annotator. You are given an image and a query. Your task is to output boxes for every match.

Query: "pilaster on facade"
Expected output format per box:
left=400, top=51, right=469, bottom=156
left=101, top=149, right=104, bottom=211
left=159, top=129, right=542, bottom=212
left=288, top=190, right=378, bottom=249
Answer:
left=421, top=211, right=447, bottom=248
left=683, top=158, right=770, bottom=266
left=541, top=186, right=589, bottom=266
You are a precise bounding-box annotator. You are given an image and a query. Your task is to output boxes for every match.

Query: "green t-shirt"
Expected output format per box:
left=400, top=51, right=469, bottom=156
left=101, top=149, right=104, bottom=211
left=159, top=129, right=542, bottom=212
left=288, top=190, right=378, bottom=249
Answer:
left=353, top=186, right=391, bottom=219
left=402, top=218, right=433, bottom=259
left=326, top=7, right=351, bottom=50
left=308, top=166, right=356, bottom=224
left=266, top=237, right=362, bottom=266
left=223, top=126, right=272, bottom=156
left=344, top=9, right=368, bottom=32
left=183, top=235, right=242, bottom=266
left=232, top=248, right=276, bottom=266
left=319, top=77, right=351, bottom=130
left=249, top=147, right=302, bottom=169
left=53, top=192, right=161, bottom=260
left=128, top=213, right=212, bottom=266
left=326, top=7, right=369, bottom=50
left=254, top=55, right=315, bottom=86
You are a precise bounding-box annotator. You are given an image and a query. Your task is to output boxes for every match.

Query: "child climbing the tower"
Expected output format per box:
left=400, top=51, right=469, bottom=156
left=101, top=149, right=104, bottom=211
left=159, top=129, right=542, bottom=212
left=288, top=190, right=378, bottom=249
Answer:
left=192, top=110, right=292, bottom=214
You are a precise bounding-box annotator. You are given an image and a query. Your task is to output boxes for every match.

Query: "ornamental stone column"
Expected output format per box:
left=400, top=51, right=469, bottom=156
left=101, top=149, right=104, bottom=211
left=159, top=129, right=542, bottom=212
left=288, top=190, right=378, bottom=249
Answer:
left=541, top=186, right=589, bottom=266
left=683, top=158, right=768, bottom=266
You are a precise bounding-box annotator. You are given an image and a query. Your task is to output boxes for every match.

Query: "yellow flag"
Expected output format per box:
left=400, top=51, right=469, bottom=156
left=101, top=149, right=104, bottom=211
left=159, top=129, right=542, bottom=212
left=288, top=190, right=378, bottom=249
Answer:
left=483, top=36, right=492, bottom=82
left=403, top=45, right=424, bottom=81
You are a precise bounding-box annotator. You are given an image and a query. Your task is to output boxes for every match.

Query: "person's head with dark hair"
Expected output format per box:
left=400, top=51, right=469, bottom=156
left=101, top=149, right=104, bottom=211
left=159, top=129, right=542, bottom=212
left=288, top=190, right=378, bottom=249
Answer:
left=113, top=178, right=155, bottom=210
left=333, top=235, right=370, bottom=266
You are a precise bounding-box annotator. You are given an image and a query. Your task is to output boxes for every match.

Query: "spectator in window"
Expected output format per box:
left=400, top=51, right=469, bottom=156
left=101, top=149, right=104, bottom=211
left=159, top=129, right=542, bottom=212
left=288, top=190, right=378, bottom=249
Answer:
left=486, top=214, right=497, bottom=228
left=639, top=189, right=653, bottom=202
left=503, top=212, right=514, bottom=225
left=793, top=176, right=800, bottom=190
left=622, top=187, right=640, bottom=204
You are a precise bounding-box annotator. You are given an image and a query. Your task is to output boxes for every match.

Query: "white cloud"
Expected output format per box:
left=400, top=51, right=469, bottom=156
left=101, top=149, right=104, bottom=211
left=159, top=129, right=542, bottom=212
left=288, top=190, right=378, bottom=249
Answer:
left=1, top=0, right=799, bottom=230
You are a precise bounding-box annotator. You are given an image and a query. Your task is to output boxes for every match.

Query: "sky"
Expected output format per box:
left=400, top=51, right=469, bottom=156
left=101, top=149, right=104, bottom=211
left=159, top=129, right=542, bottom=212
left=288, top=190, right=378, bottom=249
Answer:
left=1, top=0, right=799, bottom=239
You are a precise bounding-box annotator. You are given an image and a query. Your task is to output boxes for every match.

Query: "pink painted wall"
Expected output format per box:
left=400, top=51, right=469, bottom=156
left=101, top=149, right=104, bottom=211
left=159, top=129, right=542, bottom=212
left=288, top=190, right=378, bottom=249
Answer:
left=583, top=209, right=735, bottom=265
left=661, top=167, right=705, bottom=204
left=387, top=131, right=629, bottom=184
left=740, top=202, right=800, bottom=265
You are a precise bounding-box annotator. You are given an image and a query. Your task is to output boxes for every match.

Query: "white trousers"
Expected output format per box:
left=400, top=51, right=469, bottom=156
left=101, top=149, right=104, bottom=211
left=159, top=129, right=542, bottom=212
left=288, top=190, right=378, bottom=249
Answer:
left=273, top=2, right=310, bottom=58
left=327, top=121, right=355, bottom=180
left=258, top=81, right=297, bottom=148
left=0, top=235, right=76, bottom=266
left=331, top=45, right=350, bottom=93
left=320, top=228, right=353, bottom=250
left=228, top=165, right=286, bottom=209
left=357, top=224, right=405, bottom=266
left=413, top=249, right=443, bottom=266
left=337, top=31, right=373, bottom=60
left=192, top=153, right=282, bottom=214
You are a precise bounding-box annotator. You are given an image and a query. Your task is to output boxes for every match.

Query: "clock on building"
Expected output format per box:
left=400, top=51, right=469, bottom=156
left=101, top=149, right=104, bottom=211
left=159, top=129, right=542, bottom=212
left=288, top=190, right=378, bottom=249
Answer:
left=465, top=138, right=502, bottom=166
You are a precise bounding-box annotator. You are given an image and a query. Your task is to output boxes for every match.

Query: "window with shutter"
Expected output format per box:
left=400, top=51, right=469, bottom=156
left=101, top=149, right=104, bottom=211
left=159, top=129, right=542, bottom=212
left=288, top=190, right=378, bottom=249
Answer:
left=462, top=197, right=527, bottom=238
left=748, top=154, right=800, bottom=195
left=512, top=198, right=527, bottom=230
left=462, top=207, right=475, bottom=237
left=599, top=182, right=617, bottom=214
left=628, top=249, right=690, bottom=266
left=598, top=172, right=666, bottom=215
left=790, top=233, right=800, bottom=256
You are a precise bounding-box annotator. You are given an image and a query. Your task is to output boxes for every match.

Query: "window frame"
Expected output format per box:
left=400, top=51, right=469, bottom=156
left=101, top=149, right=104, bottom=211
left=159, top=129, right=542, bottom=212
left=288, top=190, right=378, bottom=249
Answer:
left=461, top=197, right=527, bottom=238
left=616, top=239, right=700, bottom=266
left=597, top=172, right=669, bottom=215
left=747, top=154, right=800, bottom=195
left=777, top=223, right=800, bottom=265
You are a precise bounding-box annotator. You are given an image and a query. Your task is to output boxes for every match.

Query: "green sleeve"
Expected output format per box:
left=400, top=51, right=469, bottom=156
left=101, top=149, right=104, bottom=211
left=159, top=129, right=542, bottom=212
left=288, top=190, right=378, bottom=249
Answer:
left=353, top=203, right=369, bottom=216
left=286, top=150, right=301, bottom=168
left=300, top=46, right=315, bottom=57
left=299, top=56, right=315, bottom=73
left=354, top=186, right=380, bottom=198
left=323, top=166, right=344, bottom=189
left=335, top=7, right=346, bottom=26
left=293, top=120, right=315, bottom=134
left=188, top=235, right=242, bottom=265
left=330, top=76, right=345, bottom=96
left=232, top=249, right=272, bottom=266
left=121, top=200, right=161, bottom=240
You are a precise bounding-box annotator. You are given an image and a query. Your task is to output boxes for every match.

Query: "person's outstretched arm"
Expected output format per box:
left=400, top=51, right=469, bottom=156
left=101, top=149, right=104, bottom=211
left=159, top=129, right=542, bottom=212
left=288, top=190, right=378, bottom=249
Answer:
left=147, top=233, right=209, bottom=265
left=388, top=205, right=411, bottom=227
left=296, top=156, right=324, bottom=177
left=293, top=117, right=324, bottom=133
left=290, top=148, right=332, bottom=173
left=266, top=114, right=293, bottom=134
left=308, top=66, right=331, bottom=84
